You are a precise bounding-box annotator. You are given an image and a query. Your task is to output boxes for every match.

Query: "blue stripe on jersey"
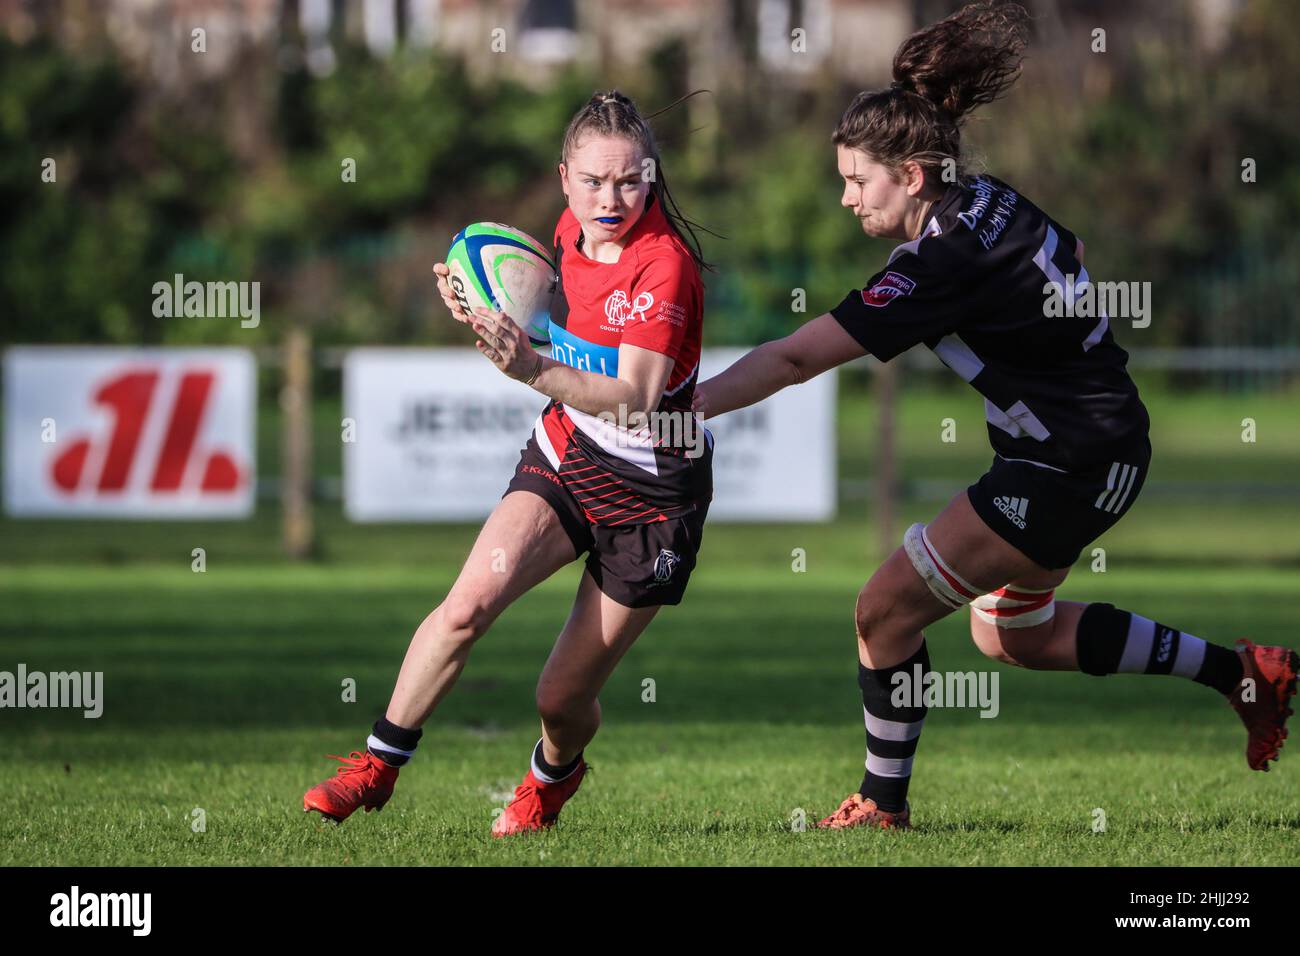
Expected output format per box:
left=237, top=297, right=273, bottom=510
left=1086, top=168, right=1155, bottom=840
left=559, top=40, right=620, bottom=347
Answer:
left=549, top=322, right=619, bottom=377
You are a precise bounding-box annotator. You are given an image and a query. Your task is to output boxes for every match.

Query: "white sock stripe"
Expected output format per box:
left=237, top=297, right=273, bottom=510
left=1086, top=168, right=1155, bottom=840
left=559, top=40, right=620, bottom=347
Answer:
left=1172, top=634, right=1207, bottom=679
left=1110, top=462, right=1139, bottom=513
left=1118, top=614, right=1156, bottom=673
left=863, top=706, right=925, bottom=741
left=1096, top=462, right=1120, bottom=508
left=865, top=752, right=914, bottom=778
left=529, top=739, right=558, bottom=783
left=529, top=738, right=579, bottom=784
left=366, top=734, right=415, bottom=758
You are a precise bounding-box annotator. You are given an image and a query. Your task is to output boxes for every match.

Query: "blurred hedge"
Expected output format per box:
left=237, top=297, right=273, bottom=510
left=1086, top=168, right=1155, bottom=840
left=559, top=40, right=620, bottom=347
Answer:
left=2, top=0, right=1296, bottom=354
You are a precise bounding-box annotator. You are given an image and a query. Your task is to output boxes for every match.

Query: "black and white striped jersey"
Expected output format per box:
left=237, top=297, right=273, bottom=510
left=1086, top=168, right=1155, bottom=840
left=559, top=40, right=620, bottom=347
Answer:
left=830, top=174, right=1150, bottom=473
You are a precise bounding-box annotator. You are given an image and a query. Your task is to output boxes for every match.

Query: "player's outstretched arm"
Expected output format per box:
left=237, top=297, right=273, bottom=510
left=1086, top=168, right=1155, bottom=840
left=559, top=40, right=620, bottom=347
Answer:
left=694, top=312, right=866, bottom=418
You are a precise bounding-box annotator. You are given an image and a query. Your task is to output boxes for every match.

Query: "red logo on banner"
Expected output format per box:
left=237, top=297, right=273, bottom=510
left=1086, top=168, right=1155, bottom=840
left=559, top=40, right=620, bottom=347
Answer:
left=52, top=369, right=243, bottom=494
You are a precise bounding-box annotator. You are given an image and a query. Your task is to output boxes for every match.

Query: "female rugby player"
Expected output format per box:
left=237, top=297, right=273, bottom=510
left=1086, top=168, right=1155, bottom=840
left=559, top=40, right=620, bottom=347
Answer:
left=694, top=1, right=1297, bottom=830
left=303, top=91, right=712, bottom=835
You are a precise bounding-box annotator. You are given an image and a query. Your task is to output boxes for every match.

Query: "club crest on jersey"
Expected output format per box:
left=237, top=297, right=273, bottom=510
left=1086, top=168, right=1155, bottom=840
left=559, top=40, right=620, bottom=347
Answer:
left=652, top=548, right=681, bottom=584
left=861, top=272, right=916, bottom=308
left=604, top=290, right=655, bottom=327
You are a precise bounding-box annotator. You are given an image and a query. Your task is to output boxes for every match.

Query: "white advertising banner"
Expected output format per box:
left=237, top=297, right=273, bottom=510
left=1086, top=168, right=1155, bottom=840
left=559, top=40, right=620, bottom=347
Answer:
left=344, top=348, right=835, bottom=522
left=3, top=347, right=256, bottom=518
left=699, top=347, right=836, bottom=521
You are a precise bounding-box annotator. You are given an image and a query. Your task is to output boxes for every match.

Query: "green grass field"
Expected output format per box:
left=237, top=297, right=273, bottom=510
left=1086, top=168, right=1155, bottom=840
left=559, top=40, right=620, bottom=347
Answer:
left=2, top=378, right=1298, bottom=866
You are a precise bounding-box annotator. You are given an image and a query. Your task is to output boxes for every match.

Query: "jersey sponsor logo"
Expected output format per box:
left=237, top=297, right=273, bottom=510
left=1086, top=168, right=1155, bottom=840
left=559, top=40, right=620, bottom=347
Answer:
left=652, top=548, right=681, bottom=584
left=956, top=177, right=1019, bottom=250
left=519, top=463, right=562, bottom=486
left=604, top=289, right=655, bottom=327
left=549, top=323, right=619, bottom=376
left=993, top=495, right=1029, bottom=529
left=656, top=299, right=688, bottom=328
left=860, top=271, right=916, bottom=307
left=956, top=177, right=998, bottom=230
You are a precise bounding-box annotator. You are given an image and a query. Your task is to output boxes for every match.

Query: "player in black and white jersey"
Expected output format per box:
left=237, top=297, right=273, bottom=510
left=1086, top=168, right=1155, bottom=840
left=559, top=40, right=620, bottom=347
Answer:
left=695, top=1, right=1297, bottom=830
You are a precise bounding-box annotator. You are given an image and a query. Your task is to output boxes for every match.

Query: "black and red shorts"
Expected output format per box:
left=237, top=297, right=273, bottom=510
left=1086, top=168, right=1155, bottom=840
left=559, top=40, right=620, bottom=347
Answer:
left=967, top=436, right=1152, bottom=570
left=504, top=436, right=709, bottom=609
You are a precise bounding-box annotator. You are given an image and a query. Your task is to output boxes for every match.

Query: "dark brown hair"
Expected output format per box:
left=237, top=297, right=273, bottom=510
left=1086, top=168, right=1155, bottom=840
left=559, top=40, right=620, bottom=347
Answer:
left=561, top=90, right=712, bottom=272
left=832, top=1, right=1031, bottom=187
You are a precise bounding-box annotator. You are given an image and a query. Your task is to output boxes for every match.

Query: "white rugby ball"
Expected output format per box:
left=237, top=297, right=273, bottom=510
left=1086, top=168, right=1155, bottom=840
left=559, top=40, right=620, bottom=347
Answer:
left=444, top=222, right=556, bottom=346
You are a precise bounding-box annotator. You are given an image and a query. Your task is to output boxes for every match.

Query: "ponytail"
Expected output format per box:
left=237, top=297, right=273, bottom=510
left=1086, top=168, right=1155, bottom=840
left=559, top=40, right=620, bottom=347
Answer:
left=833, top=2, right=1031, bottom=184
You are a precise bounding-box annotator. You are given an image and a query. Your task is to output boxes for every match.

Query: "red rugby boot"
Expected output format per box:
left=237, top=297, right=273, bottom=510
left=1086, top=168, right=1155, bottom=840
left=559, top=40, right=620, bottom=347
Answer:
left=303, top=751, right=399, bottom=823
left=1227, top=640, right=1299, bottom=771
left=490, top=763, right=586, bottom=837
left=815, top=793, right=911, bottom=830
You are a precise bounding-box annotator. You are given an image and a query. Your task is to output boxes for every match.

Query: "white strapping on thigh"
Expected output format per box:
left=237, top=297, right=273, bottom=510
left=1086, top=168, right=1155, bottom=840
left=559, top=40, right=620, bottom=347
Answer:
left=902, top=522, right=981, bottom=609
left=971, top=585, right=1057, bottom=628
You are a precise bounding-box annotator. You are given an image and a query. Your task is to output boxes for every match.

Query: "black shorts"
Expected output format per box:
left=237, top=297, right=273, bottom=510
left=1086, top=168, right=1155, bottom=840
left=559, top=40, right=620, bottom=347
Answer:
left=503, top=436, right=709, bottom=609
left=967, top=437, right=1152, bottom=570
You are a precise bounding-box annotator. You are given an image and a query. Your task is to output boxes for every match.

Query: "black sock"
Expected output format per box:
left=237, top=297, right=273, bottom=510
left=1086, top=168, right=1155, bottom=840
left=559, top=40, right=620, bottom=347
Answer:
left=532, top=739, right=582, bottom=782
left=857, top=641, right=929, bottom=814
left=367, top=717, right=422, bottom=768
left=1076, top=603, right=1244, bottom=695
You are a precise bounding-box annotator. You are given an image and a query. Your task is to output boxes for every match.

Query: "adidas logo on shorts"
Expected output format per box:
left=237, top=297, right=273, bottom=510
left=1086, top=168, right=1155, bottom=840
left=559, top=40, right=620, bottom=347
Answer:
left=1095, top=461, right=1140, bottom=514
left=993, top=495, right=1029, bottom=529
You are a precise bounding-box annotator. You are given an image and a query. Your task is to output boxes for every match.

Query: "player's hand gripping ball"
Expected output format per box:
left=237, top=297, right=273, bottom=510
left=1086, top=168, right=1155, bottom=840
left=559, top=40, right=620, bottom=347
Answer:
left=469, top=306, right=543, bottom=383
left=440, top=222, right=556, bottom=346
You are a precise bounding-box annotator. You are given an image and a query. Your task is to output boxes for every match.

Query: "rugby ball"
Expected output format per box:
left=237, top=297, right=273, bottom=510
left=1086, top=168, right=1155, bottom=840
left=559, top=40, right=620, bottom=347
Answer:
left=444, top=222, right=555, bottom=346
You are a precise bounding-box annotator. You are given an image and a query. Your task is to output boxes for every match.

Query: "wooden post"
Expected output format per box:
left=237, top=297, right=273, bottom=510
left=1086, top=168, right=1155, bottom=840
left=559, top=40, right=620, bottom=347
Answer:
left=874, top=359, right=899, bottom=562
left=281, top=326, right=313, bottom=559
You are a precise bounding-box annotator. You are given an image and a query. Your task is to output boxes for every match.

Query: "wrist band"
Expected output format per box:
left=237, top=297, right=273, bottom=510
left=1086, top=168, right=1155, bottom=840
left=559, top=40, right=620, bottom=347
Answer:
left=523, top=351, right=543, bottom=386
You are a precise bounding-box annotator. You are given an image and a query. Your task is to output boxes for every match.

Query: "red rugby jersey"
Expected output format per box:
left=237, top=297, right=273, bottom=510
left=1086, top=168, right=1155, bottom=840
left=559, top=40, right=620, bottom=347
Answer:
left=531, top=194, right=712, bottom=526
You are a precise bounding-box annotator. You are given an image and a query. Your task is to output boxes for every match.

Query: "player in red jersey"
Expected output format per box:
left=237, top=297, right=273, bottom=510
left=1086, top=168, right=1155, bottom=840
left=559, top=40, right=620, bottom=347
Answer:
left=303, top=91, right=713, bottom=836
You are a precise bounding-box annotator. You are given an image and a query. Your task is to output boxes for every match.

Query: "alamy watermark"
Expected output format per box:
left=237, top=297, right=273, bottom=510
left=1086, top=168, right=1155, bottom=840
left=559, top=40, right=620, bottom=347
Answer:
left=1, top=664, right=103, bottom=718
left=595, top=403, right=707, bottom=459
left=152, top=273, right=260, bottom=328
left=1043, top=275, right=1151, bottom=329
left=891, top=665, right=1000, bottom=718
left=49, top=886, right=150, bottom=936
